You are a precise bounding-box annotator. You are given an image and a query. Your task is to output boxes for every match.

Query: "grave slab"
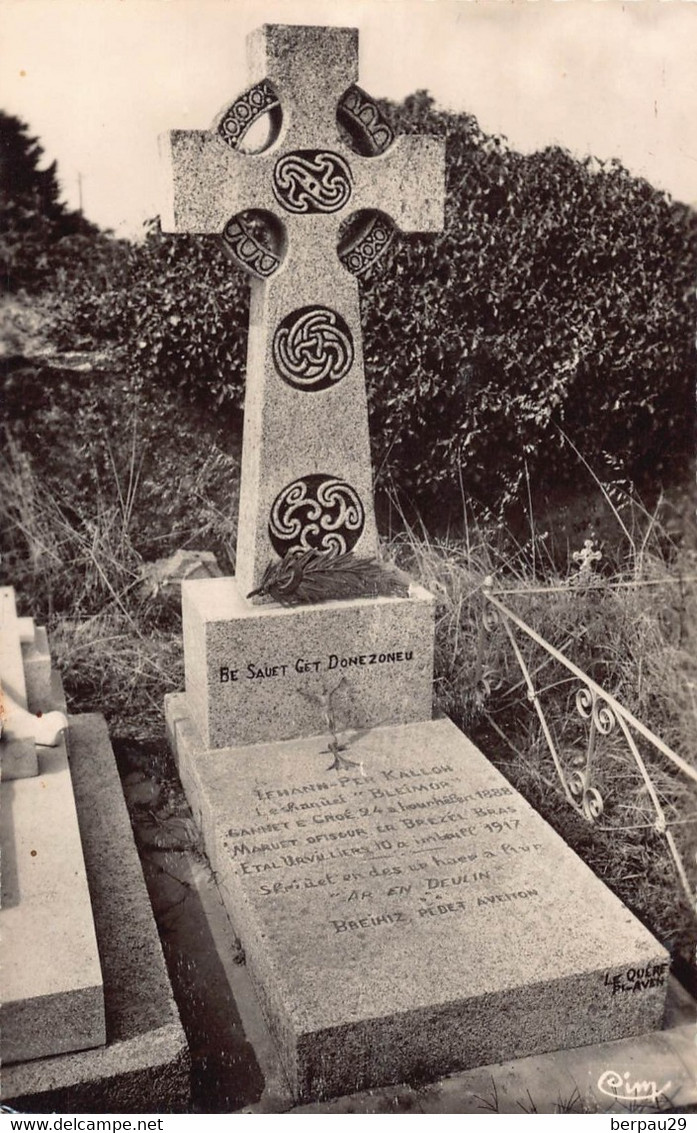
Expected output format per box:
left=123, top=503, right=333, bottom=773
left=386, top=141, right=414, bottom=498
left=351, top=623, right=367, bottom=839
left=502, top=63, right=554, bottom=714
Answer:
left=2, top=715, right=190, bottom=1113
left=165, top=700, right=669, bottom=1102
left=1, top=732, right=106, bottom=1064
left=288, top=988, right=697, bottom=1113
left=182, top=576, right=434, bottom=749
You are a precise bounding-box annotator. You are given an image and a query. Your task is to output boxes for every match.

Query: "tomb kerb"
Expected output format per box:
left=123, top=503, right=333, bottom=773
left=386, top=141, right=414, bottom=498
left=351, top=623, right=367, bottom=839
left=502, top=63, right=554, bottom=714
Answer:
left=160, top=23, right=445, bottom=597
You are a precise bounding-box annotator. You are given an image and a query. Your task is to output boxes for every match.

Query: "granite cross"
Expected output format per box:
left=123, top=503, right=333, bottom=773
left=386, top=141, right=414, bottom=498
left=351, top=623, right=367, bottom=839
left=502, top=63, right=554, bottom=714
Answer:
left=160, top=24, right=444, bottom=596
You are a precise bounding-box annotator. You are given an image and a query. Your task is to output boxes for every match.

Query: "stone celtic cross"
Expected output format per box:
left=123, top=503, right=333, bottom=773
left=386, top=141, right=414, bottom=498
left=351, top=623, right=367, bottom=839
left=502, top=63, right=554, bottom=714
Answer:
left=161, top=24, right=444, bottom=596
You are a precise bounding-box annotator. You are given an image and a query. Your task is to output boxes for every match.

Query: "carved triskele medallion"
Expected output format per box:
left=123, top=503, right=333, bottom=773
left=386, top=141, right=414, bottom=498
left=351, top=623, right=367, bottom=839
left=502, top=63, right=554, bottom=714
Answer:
left=222, top=216, right=280, bottom=278
left=273, top=306, right=353, bottom=391
left=217, top=80, right=280, bottom=150
left=273, top=151, right=352, bottom=214
left=268, top=475, right=365, bottom=556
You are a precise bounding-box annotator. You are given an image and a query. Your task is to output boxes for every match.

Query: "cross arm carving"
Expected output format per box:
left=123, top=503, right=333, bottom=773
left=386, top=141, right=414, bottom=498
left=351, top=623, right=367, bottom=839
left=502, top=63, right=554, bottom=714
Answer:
left=351, top=135, right=445, bottom=234
left=159, top=130, right=277, bottom=233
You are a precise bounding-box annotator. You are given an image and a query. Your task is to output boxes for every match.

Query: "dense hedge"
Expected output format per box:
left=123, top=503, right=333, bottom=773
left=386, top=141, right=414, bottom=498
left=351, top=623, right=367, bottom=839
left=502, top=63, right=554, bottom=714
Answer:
left=51, top=93, right=697, bottom=516
left=362, top=92, right=697, bottom=512
left=55, top=225, right=249, bottom=411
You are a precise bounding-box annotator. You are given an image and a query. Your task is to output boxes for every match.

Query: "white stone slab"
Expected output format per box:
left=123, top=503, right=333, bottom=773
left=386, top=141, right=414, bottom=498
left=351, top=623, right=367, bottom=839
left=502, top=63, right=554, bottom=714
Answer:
left=0, top=588, right=30, bottom=710
left=0, top=587, right=38, bottom=778
left=166, top=700, right=669, bottom=1102
left=23, top=626, right=53, bottom=713
left=2, top=714, right=189, bottom=1111
left=0, top=733, right=106, bottom=1064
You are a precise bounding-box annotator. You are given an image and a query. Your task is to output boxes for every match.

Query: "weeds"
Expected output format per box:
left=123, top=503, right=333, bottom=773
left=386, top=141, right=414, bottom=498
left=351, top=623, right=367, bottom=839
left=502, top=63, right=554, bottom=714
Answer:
left=390, top=489, right=697, bottom=963
left=1, top=362, right=696, bottom=969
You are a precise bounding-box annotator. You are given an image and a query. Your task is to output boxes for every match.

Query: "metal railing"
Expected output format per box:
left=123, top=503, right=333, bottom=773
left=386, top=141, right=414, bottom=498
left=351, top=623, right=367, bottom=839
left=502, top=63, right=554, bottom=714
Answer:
left=477, top=578, right=697, bottom=911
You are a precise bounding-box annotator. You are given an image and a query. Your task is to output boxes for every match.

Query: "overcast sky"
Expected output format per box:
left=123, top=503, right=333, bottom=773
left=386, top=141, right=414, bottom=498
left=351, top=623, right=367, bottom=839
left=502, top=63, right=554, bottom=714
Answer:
left=2, top=0, right=697, bottom=238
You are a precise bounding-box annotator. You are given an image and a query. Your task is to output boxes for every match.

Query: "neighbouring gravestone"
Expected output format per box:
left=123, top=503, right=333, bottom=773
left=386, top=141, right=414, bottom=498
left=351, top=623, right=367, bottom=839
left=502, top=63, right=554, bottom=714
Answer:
left=0, top=587, right=106, bottom=1064
left=1, top=586, right=42, bottom=778
left=163, top=23, right=669, bottom=1103
left=0, top=588, right=189, bottom=1109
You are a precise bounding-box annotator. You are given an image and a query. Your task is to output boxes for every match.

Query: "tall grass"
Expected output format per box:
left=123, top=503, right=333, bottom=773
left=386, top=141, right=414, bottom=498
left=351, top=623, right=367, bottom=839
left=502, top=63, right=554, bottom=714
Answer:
left=0, top=391, right=238, bottom=739
left=388, top=488, right=697, bottom=962
left=2, top=407, right=696, bottom=962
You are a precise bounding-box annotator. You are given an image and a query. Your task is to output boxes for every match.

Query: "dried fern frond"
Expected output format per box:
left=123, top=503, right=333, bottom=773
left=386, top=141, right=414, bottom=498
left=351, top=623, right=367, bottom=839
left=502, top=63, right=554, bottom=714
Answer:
left=247, top=548, right=410, bottom=606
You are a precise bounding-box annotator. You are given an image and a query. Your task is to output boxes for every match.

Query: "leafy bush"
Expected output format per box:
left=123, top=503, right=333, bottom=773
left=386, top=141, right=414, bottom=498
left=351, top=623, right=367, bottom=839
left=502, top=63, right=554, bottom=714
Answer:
left=53, top=221, right=249, bottom=413
left=362, top=92, right=697, bottom=515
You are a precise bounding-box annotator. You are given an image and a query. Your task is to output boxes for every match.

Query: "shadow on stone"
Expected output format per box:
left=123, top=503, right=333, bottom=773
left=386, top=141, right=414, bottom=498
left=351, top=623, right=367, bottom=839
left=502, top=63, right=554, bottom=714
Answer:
left=113, top=738, right=265, bottom=1112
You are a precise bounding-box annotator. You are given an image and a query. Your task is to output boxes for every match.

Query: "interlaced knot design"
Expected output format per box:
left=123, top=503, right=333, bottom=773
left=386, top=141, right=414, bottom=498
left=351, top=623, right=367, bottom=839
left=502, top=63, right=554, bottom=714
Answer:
left=273, top=307, right=353, bottom=391
left=273, top=151, right=353, bottom=214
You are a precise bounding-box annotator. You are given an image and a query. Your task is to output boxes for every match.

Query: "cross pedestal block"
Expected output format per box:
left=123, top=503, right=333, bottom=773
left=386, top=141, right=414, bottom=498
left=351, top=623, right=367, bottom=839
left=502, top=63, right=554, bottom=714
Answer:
left=181, top=576, right=435, bottom=750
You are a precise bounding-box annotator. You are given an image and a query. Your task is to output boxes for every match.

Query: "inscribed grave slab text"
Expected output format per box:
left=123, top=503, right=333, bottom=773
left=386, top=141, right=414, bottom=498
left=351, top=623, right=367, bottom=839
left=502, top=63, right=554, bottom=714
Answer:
left=166, top=706, right=668, bottom=1101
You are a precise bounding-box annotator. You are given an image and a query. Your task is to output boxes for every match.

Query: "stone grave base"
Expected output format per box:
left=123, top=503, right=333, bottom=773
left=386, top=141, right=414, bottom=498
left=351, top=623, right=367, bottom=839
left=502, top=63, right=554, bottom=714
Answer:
left=2, top=715, right=190, bottom=1113
left=165, top=698, right=669, bottom=1103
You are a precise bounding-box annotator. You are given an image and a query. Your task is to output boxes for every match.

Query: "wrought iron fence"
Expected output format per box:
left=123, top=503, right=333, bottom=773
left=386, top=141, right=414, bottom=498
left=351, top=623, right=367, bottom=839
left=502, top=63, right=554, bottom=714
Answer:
left=477, top=577, right=697, bottom=912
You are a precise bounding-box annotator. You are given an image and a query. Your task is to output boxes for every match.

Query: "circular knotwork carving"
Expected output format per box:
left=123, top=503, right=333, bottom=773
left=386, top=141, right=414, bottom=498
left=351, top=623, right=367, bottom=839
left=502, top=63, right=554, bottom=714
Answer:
left=339, top=213, right=395, bottom=276
left=337, top=86, right=394, bottom=156
left=217, top=79, right=281, bottom=151
left=268, top=475, right=365, bottom=557
left=273, top=150, right=352, bottom=214
left=221, top=213, right=283, bottom=279
left=273, top=307, right=353, bottom=391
